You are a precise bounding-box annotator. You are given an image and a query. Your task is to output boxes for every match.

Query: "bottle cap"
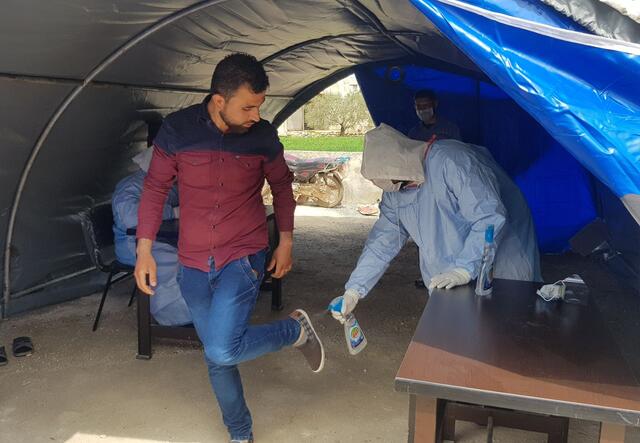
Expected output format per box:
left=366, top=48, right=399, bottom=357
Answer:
left=485, top=225, right=495, bottom=243
left=328, top=296, right=343, bottom=312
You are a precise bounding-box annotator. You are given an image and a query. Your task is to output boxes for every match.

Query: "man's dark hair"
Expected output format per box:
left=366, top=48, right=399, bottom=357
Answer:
left=210, top=53, right=269, bottom=98
left=414, top=89, right=437, bottom=102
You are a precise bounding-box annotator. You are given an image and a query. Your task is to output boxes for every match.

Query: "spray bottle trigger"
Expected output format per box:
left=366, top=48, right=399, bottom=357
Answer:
left=328, top=297, right=343, bottom=313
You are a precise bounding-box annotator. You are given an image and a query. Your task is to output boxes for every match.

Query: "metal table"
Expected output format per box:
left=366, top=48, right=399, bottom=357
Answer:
left=395, top=279, right=640, bottom=443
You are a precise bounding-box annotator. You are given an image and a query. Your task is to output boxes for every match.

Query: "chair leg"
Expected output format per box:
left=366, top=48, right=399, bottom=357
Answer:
left=271, top=277, right=283, bottom=311
left=127, top=281, right=137, bottom=307
left=486, top=416, right=494, bottom=443
left=93, top=269, right=115, bottom=331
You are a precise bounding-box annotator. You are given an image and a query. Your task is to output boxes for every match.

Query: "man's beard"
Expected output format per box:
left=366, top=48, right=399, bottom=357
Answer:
left=220, top=109, right=251, bottom=134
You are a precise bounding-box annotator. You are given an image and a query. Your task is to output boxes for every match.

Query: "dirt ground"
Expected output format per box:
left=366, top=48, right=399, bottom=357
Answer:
left=1, top=212, right=639, bottom=443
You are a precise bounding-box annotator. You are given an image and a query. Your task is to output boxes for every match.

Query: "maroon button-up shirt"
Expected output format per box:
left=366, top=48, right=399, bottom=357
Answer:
left=137, top=97, right=295, bottom=272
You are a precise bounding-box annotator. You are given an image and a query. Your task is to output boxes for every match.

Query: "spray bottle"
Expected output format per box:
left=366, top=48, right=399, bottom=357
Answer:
left=475, top=225, right=496, bottom=296
left=328, top=296, right=368, bottom=355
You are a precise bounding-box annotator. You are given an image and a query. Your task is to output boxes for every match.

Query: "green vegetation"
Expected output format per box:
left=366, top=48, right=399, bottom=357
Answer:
left=304, top=92, right=373, bottom=136
left=281, top=136, right=364, bottom=152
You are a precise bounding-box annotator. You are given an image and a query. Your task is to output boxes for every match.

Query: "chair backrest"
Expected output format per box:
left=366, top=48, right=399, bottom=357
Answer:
left=79, top=203, right=116, bottom=271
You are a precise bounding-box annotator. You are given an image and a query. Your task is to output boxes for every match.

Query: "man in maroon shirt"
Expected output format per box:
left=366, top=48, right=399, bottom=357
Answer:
left=135, top=53, right=324, bottom=443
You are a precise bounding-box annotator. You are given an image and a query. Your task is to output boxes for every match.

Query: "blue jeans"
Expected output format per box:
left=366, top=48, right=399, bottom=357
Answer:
left=178, top=249, right=301, bottom=440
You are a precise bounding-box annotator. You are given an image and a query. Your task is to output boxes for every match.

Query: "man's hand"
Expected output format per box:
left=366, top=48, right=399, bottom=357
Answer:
left=135, top=239, right=157, bottom=295
left=267, top=231, right=293, bottom=278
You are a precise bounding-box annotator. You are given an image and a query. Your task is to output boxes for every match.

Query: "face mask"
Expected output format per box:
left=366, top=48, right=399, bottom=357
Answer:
left=416, top=108, right=434, bottom=123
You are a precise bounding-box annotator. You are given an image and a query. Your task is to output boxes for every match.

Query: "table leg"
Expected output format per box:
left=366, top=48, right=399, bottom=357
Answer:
left=409, top=395, right=443, bottom=443
left=599, top=422, right=626, bottom=443
left=442, top=412, right=456, bottom=441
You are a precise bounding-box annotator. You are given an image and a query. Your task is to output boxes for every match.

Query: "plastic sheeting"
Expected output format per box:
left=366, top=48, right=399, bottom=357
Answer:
left=410, top=0, right=640, bottom=211
left=600, top=0, right=640, bottom=23
left=355, top=64, right=597, bottom=252
left=542, top=0, right=640, bottom=42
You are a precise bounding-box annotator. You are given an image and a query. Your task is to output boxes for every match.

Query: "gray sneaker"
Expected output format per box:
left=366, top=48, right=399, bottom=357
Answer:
left=290, top=309, right=325, bottom=372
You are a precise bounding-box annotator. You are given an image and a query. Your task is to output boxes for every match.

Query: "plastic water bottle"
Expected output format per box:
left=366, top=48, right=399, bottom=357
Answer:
left=475, top=225, right=496, bottom=296
left=328, top=296, right=368, bottom=355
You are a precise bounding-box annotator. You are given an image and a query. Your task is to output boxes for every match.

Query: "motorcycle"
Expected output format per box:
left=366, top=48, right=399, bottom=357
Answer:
left=263, top=153, right=349, bottom=208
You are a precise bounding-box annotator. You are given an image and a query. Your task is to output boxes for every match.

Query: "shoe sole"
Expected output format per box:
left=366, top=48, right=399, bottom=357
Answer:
left=295, top=309, right=325, bottom=373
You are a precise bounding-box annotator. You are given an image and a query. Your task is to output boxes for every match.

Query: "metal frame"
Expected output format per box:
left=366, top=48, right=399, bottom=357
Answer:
left=407, top=396, right=574, bottom=443
left=338, top=0, right=417, bottom=57
left=396, top=377, right=640, bottom=427
left=0, top=72, right=297, bottom=99
left=272, top=55, right=490, bottom=127
left=441, top=401, right=569, bottom=443
left=136, top=213, right=283, bottom=359
left=136, top=275, right=283, bottom=359
left=92, top=267, right=135, bottom=331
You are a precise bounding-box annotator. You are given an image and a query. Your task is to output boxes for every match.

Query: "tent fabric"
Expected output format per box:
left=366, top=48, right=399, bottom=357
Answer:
left=0, top=0, right=638, bottom=316
left=0, top=0, right=471, bottom=316
left=409, top=0, right=640, bottom=210
left=355, top=64, right=598, bottom=252
left=541, top=0, right=640, bottom=41
left=600, top=0, right=640, bottom=23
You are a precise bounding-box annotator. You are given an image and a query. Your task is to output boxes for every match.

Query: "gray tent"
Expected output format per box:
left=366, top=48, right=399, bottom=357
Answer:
left=1, top=0, right=639, bottom=317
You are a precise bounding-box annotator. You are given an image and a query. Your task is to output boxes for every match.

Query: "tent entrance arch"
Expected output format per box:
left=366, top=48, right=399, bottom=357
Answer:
left=0, top=0, right=638, bottom=316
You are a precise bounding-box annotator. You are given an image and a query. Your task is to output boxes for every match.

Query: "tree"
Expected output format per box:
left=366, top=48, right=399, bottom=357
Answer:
left=304, top=91, right=372, bottom=135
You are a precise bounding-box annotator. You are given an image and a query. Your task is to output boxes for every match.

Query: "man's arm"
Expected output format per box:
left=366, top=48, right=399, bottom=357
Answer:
left=263, top=149, right=295, bottom=278
left=345, top=193, right=409, bottom=298
left=135, top=145, right=178, bottom=294
left=136, top=146, right=177, bottom=241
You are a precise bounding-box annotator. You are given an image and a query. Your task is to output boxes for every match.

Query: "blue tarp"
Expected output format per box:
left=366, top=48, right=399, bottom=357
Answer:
left=356, top=0, right=640, bottom=253
left=409, top=0, right=640, bottom=201
left=356, top=64, right=597, bottom=253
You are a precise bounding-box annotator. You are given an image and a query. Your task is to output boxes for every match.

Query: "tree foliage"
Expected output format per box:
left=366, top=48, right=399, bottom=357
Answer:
left=304, top=92, right=372, bottom=135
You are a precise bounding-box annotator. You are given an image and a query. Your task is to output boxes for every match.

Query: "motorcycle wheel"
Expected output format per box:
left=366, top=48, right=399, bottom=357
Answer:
left=313, top=173, right=344, bottom=208
left=261, top=183, right=273, bottom=205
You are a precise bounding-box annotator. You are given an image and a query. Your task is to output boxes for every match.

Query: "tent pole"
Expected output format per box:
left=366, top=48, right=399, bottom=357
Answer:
left=10, top=267, right=97, bottom=300
left=339, top=0, right=417, bottom=57
left=260, top=31, right=423, bottom=65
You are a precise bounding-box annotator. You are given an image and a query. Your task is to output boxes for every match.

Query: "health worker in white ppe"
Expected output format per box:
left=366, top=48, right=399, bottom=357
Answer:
left=112, top=148, right=191, bottom=326
left=331, top=124, right=542, bottom=322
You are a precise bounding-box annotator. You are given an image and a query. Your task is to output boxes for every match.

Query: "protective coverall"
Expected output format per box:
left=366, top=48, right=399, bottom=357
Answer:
left=112, top=150, right=191, bottom=325
left=346, top=127, right=541, bottom=298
